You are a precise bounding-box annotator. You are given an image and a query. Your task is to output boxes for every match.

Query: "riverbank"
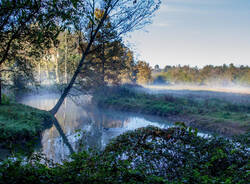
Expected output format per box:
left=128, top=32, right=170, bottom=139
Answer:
left=94, top=85, right=250, bottom=136
left=0, top=103, right=53, bottom=151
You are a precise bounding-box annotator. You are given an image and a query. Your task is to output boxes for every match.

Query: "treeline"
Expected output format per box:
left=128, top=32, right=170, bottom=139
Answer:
left=153, top=64, right=250, bottom=86
left=1, top=30, right=152, bottom=89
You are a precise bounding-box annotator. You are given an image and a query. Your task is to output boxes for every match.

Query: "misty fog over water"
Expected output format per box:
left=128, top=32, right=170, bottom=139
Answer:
left=18, top=92, right=173, bottom=163
left=11, top=84, right=249, bottom=163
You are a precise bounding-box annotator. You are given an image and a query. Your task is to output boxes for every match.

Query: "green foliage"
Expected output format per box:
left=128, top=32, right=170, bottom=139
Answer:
left=1, top=94, right=10, bottom=105
left=105, top=126, right=249, bottom=183
left=95, top=85, right=182, bottom=116
left=153, top=64, right=250, bottom=85
left=0, top=126, right=248, bottom=183
left=0, top=0, right=78, bottom=64
left=233, top=132, right=250, bottom=147
left=0, top=103, right=53, bottom=150
left=0, top=0, right=81, bottom=102
left=135, top=61, right=152, bottom=84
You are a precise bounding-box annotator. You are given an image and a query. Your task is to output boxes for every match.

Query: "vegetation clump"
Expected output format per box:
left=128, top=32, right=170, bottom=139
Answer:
left=0, top=126, right=249, bottom=184
left=0, top=102, right=53, bottom=149
left=105, top=126, right=249, bottom=183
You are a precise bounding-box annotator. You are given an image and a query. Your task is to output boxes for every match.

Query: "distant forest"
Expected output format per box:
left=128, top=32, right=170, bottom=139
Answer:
left=153, top=64, right=250, bottom=86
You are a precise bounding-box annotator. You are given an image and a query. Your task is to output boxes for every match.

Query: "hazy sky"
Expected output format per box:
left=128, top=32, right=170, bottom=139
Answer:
left=127, top=0, right=250, bottom=68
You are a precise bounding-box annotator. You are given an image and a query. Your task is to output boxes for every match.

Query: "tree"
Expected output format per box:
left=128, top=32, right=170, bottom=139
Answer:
left=154, top=64, right=160, bottom=71
left=56, top=30, right=81, bottom=84
left=152, top=64, right=250, bottom=86
left=153, top=75, right=165, bottom=84
left=50, top=0, right=161, bottom=115
left=0, top=0, right=78, bottom=104
left=119, top=48, right=137, bottom=84
left=135, top=61, right=152, bottom=84
left=80, top=40, right=128, bottom=87
left=79, top=9, right=126, bottom=86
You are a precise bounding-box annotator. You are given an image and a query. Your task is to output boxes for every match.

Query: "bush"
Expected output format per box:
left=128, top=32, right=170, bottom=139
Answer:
left=0, top=126, right=248, bottom=184
left=105, top=126, right=249, bottom=183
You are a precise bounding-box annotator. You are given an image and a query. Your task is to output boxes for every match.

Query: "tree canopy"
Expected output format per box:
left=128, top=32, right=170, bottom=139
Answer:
left=0, top=0, right=80, bottom=104
left=50, top=0, right=161, bottom=114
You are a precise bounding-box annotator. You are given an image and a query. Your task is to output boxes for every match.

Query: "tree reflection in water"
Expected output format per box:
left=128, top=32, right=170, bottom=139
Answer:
left=19, top=93, right=171, bottom=163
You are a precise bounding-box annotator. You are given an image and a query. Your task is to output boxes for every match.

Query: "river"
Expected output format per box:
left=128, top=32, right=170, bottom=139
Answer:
left=18, top=92, right=176, bottom=163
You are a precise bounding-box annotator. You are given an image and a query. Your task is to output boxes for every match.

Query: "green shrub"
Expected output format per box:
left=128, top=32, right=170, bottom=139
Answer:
left=0, top=103, right=53, bottom=153
left=0, top=126, right=248, bottom=184
left=105, top=126, right=249, bottom=183
left=1, top=94, right=10, bottom=105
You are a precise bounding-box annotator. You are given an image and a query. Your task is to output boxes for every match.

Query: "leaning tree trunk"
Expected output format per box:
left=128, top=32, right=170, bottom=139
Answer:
left=50, top=34, right=102, bottom=115
left=0, top=63, right=2, bottom=105
left=0, top=72, right=2, bottom=105
left=64, top=33, right=68, bottom=84
left=101, top=43, right=105, bottom=84
left=49, top=36, right=95, bottom=115
left=49, top=9, right=109, bottom=115
left=50, top=53, right=86, bottom=115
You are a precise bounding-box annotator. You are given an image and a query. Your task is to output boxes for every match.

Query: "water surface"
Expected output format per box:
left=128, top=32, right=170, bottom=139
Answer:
left=19, top=93, right=173, bottom=163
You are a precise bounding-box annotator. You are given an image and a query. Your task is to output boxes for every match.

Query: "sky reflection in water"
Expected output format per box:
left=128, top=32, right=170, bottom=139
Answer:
left=19, top=93, right=173, bottom=163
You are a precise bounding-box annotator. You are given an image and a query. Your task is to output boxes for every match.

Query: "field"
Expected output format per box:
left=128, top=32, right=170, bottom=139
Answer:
left=94, top=85, right=250, bottom=136
left=143, top=84, right=250, bottom=95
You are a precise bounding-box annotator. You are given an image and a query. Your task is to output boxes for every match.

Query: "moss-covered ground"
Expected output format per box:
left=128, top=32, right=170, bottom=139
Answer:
left=0, top=103, right=53, bottom=149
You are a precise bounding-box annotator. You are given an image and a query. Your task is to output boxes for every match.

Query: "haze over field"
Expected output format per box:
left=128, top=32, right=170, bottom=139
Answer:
left=144, top=84, right=250, bottom=95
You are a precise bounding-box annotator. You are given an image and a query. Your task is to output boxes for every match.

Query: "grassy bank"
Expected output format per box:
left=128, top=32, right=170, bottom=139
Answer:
left=94, top=85, right=250, bottom=136
left=0, top=103, right=53, bottom=150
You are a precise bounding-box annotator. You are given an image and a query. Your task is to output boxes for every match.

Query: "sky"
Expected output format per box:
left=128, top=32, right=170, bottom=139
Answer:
left=127, top=0, right=250, bottom=68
